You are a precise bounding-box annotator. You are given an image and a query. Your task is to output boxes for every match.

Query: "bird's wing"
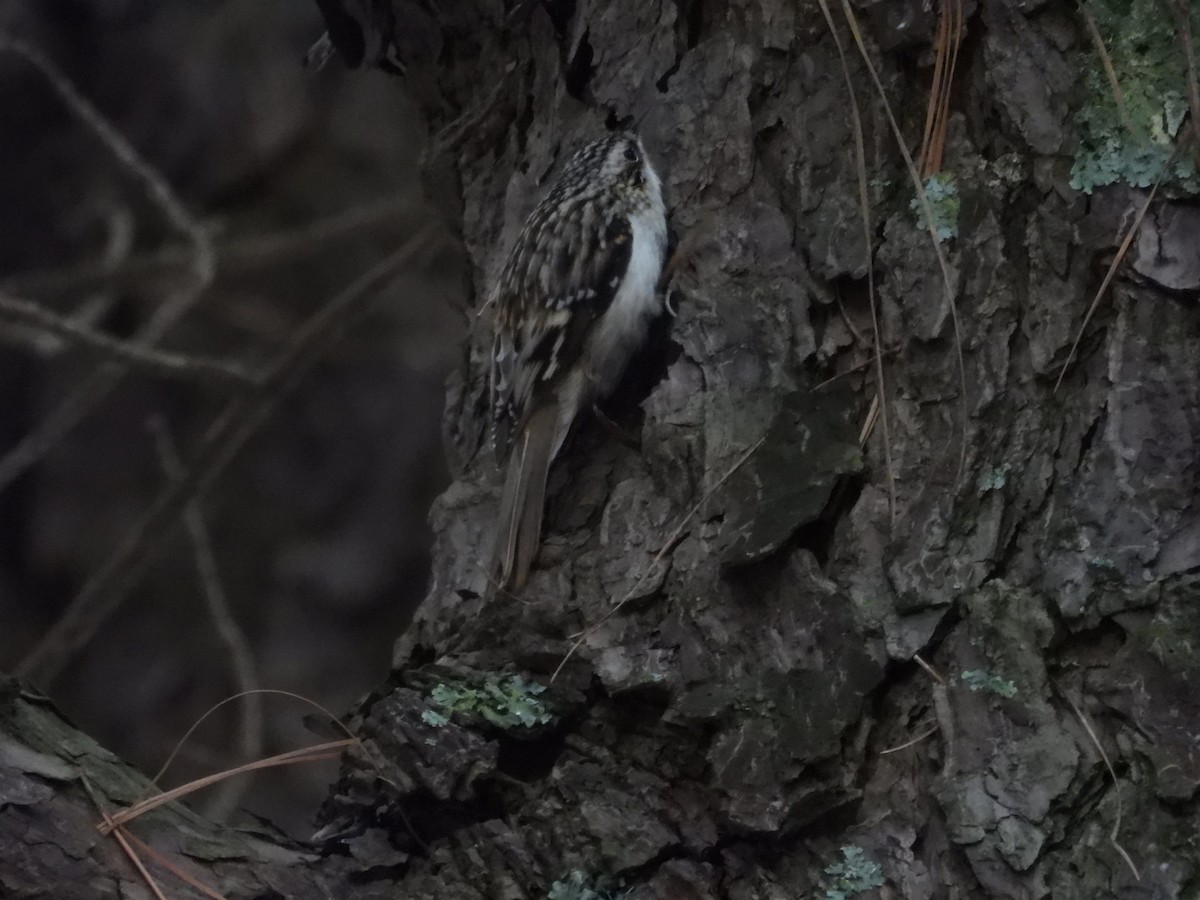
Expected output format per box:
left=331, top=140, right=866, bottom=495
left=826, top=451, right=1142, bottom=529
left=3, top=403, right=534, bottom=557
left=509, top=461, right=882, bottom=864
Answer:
left=490, top=202, right=632, bottom=460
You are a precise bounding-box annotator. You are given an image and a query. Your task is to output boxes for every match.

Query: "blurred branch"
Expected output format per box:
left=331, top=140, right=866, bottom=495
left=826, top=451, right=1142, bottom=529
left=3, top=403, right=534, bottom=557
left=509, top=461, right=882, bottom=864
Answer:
left=0, top=35, right=216, bottom=496
left=16, top=223, right=441, bottom=686
left=149, top=418, right=263, bottom=822
left=3, top=198, right=421, bottom=297
left=0, top=291, right=258, bottom=387
left=0, top=37, right=213, bottom=263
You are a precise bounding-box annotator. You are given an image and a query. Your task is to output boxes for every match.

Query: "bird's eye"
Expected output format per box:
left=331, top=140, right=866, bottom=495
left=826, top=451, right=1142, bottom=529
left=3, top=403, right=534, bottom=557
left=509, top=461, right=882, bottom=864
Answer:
left=624, top=144, right=639, bottom=163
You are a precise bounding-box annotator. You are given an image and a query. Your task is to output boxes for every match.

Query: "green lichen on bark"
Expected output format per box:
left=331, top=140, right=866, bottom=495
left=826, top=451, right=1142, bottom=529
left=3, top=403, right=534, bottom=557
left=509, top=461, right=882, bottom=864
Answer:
left=960, top=669, right=1018, bottom=698
left=910, top=173, right=960, bottom=242
left=822, top=845, right=884, bottom=899
left=1071, top=0, right=1199, bottom=194
left=421, top=674, right=552, bottom=728
left=546, top=870, right=628, bottom=900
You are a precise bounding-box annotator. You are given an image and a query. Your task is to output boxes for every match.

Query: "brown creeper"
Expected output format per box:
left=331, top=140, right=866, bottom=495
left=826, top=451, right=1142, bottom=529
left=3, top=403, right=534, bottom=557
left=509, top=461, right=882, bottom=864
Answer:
left=490, top=132, right=668, bottom=591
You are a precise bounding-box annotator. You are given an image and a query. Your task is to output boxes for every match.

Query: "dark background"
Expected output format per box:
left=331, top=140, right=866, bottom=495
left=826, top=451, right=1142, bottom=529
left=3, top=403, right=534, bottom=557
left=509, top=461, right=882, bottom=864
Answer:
left=0, top=0, right=463, bottom=834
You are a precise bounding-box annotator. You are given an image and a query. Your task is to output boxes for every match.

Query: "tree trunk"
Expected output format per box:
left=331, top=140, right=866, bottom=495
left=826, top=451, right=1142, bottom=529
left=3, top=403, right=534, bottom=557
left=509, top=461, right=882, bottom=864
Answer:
left=6, top=0, right=1200, bottom=897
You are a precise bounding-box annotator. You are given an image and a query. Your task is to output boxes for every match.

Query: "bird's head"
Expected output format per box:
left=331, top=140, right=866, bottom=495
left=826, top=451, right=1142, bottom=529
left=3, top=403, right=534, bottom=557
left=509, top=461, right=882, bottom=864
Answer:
left=554, top=132, right=663, bottom=211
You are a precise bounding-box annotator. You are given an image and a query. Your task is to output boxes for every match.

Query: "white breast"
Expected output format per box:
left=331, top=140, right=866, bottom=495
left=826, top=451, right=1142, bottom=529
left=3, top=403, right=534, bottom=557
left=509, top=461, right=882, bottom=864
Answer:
left=584, top=201, right=668, bottom=399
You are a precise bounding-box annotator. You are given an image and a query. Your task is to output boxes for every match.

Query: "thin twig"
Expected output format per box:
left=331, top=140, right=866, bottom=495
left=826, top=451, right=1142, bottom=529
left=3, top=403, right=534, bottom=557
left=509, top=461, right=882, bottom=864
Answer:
left=817, top=0, right=897, bottom=525
left=0, top=38, right=211, bottom=255
left=146, top=689, right=353, bottom=791
left=812, top=351, right=897, bottom=392
left=1058, top=686, right=1140, bottom=881
left=0, top=291, right=256, bottom=386
left=932, top=681, right=955, bottom=778
left=913, top=653, right=946, bottom=684
left=141, top=686, right=429, bottom=855
left=835, top=0, right=970, bottom=485
left=551, top=436, right=766, bottom=682
left=0, top=35, right=216, bottom=497
left=101, top=740, right=353, bottom=833
left=859, top=393, right=881, bottom=446
left=16, top=225, right=438, bottom=685
left=4, top=198, right=417, bottom=297
left=813, top=358, right=872, bottom=392
left=108, top=826, right=170, bottom=900
left=879, top=722, right=939, bottom=755
left=918, top=0, right=949, bottom=176
left=80, top=773, right=170, bottom=900
left=150, top=419, right=263, bottom=821
left=1077, top=1, right=1133, bottom=135
left=120, top=832, right=228, bottom=900
left=655, top=214, right=719, bottom=294
left=936, top=0, right=963, bottom=171
left=918, top=0, right=962, bottom=177
left=834, top=283, right=869, bottom=346
left=1052, top=137, right=1183, bottom=391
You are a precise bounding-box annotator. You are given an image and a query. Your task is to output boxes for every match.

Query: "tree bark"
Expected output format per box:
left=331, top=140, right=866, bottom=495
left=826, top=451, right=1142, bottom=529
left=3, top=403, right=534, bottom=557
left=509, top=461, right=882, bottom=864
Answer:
left=0, top=677, right=346, bottom=898
left=6, top=1, right=1200, bottom=898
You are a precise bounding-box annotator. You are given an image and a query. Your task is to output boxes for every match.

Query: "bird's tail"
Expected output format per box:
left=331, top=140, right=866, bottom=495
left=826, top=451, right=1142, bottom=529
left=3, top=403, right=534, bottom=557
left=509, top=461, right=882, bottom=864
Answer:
left=494, top=404, right=558, bottom=592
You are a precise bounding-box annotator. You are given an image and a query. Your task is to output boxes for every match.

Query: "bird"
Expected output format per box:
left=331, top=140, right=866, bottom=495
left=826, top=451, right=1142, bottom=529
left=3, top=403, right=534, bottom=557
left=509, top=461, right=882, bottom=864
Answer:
left=489, top=131, right=668, bottom=592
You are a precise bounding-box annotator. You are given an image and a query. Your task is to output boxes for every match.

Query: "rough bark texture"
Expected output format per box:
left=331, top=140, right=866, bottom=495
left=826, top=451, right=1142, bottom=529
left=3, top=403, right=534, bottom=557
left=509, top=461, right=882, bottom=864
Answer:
left=6, top=0, right=1200, bottom=898
left=0, top=676, right=377, bottom=899
left=365, top=1, right=1200, bottom=897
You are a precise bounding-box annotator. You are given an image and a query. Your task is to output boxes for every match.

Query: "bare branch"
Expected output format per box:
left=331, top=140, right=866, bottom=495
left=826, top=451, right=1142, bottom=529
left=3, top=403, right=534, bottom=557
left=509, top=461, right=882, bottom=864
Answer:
left=149, top=418, right=263, bottom=822
left=16, top=225, right=440, bottom=686
left=3, top=198, right=418, bottom=297
left=0, top=35, right=216, bottom=496
left=816, top=0, right=897, bottom=525
left=0, top=291, right=257, bottom=387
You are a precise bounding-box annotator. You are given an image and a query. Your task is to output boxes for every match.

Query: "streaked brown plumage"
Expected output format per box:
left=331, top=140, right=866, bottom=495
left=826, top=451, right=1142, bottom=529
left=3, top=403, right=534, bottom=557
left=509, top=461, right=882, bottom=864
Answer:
left=489, top=132, right=668, bottom=591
